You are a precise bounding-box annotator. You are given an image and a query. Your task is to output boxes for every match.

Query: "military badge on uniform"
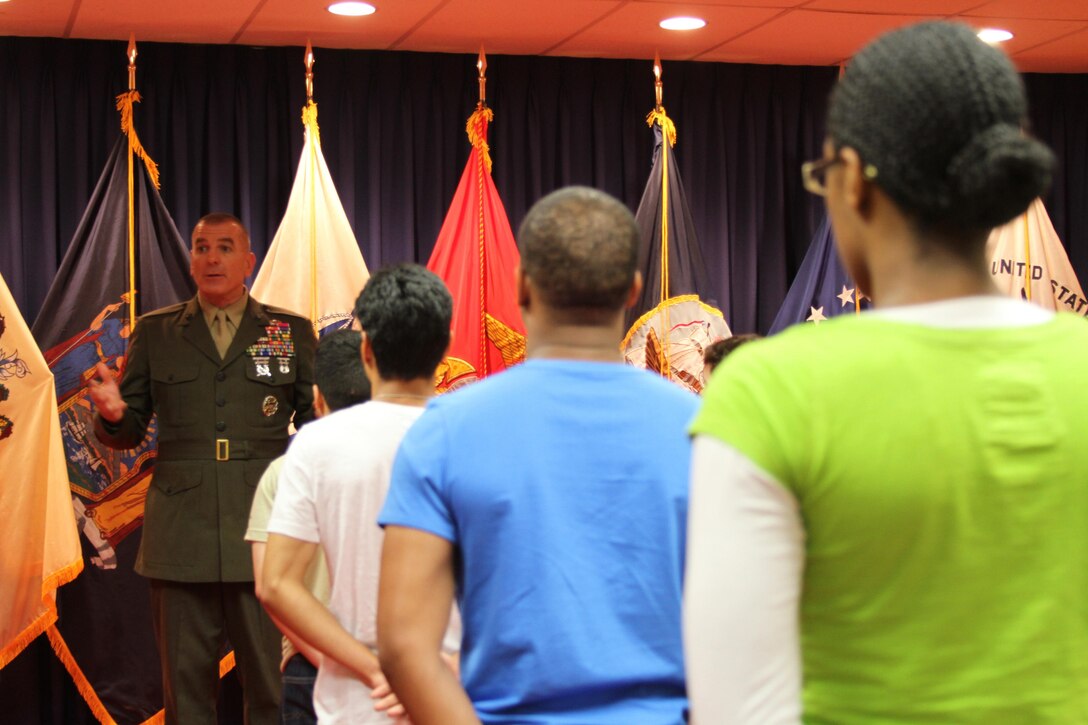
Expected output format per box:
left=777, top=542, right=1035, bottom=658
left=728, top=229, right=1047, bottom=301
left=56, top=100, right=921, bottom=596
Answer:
left=261, top=395, right=279, bottom=417
left=247, top=320, right=296, bottom=377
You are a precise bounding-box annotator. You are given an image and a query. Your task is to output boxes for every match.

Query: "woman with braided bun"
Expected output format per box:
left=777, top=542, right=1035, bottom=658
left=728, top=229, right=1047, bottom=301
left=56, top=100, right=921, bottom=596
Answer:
left=685, top=21, right=1088, bottom=724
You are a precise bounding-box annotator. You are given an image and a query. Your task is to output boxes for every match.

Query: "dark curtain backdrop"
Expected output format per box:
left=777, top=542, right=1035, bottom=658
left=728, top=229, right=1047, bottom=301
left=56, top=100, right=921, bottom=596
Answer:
left=2, top=36, right=839, bottom=336
left=3, top=38, right=1086, bottom=337
left=1, top=35, right=1086, bottom=725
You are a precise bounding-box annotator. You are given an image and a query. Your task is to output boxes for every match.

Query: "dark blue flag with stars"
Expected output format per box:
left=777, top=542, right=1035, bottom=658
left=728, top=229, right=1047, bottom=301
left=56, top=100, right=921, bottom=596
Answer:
left=769, top=215, right=869, bottom=334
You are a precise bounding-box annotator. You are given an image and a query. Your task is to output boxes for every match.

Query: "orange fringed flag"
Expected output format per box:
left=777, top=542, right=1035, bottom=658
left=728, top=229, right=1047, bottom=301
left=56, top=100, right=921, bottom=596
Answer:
left=0, top=272, right=83, bottom=671
left=427, top=105, right=525, bottom=392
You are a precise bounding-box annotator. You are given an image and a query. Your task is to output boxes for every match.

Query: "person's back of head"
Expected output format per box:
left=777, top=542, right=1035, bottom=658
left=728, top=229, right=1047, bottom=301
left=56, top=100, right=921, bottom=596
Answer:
left=353, top=264, right=452, bottom=381
left=703, top=333, right=761, bottom=376
left=518, top=186, right=640, bottom=324
left=313, top=329, right=371, bottom=414
left=827, top=21, right=1053, bottom=241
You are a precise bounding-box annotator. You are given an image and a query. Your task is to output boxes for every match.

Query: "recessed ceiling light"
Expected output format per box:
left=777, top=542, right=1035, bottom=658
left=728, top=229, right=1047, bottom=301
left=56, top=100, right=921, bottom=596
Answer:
left=977, top=28, right=1013, bottom=44
left=660, top=16, right=706, bottom=31
left=327, top=2, right=376, bottom=17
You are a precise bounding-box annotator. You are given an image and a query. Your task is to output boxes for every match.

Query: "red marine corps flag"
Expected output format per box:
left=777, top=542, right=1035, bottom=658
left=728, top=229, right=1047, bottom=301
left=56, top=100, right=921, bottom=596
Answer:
left=987, top=198, right=1086, bottom=316
left=427, top=50, right=525, bottom=392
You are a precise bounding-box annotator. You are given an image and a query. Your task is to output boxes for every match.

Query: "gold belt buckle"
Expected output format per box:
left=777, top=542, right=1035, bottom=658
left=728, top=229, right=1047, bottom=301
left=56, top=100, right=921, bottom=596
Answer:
left=216, top=439, right=229, bottom=461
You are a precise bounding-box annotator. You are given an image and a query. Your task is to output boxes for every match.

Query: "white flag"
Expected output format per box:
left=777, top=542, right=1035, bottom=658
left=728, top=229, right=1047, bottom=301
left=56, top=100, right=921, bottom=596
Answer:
left=987, top=198, right=1086, bottom=316
left=252, top=102, right=369, bottom=335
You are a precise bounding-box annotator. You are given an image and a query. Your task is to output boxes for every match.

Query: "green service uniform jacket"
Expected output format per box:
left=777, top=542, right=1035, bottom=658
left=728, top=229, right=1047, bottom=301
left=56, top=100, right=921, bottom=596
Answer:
left=95, top=295, right=316, bottom=583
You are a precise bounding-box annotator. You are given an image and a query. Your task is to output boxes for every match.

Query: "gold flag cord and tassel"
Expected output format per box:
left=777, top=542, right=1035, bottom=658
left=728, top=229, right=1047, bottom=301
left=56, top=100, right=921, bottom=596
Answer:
left=303, top=43, right=321, bottom=331
left=646, top=106, right=677, bottom=377
left=116, top=35, right=160, bottom=339
left=469, top=48, right=494, bottom=376
left=303, top=100, right=321, bottom=329
left=470, top=107, right=493, bottom=377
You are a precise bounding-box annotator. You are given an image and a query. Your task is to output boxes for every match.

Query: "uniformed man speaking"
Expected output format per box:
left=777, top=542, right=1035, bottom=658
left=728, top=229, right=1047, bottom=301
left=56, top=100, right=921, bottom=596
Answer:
left=90, top=213, right=317, bottom=725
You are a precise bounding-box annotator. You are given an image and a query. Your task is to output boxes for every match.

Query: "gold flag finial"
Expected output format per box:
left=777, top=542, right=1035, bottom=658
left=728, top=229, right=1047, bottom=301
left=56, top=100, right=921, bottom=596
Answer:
left=653, top=51, right=663, bottom=111
left=477, top=46, right=487, bottom=107
left=305, top=40, right=315, bottom=102
left=127, top=34, right=137, bottom=91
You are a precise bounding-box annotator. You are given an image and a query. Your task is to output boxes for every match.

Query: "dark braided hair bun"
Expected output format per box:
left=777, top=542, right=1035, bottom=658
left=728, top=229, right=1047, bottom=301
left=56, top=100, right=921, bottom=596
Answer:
left=828, top=21, right=1054, bottom=232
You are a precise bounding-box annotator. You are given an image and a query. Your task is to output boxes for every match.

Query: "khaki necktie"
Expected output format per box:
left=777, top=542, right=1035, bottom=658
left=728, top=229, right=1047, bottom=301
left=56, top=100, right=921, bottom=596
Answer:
left=211, top=311, right=233, bottom=359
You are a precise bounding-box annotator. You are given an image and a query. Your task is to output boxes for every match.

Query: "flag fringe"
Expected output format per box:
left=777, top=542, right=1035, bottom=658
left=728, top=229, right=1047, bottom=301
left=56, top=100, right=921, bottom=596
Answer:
left=133, top=652, right=235, bottom=724
left=466, top=106, right=495, bottom=174
left=45, top=623, right=237, bottom=725
left=301, top=100, right=321, bottom=146
left=621, top=294, right=725, bottom=350
left=646, top=108, right=677, bottom=148
left=41, top=555, right=85, bottom=595
left=0, top=607, right=56, bottom=670
left=45, top=625, right=117, bottom=725
left=115, top=90, right=161, bottom=190
left=0, top=555, right=83, bottom=669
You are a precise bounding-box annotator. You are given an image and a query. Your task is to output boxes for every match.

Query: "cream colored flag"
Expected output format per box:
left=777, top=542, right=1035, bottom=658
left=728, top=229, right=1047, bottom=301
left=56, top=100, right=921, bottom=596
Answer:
left=988, top=198, right=1087, bottom=316
left=0, top=274, right=82, bottom=669
left=252, top=101, right=369, bottom=335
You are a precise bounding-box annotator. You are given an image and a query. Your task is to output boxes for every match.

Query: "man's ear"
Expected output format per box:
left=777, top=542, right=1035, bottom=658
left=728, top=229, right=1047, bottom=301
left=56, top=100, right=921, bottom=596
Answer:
left=359, top=331, right=376, bottom=369
left=839, top=147, right=874, bottom=220
left=515, top=263, right=531, bottom=309
left=312, top=385, right=329, bottom=418
left=624, top=271, right=643, bottom=310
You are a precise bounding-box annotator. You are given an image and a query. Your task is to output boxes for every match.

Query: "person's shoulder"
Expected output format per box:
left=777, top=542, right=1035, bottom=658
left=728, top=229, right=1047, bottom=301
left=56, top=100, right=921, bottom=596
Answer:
left=139, top=300, right=190, bottom=322
left=620, top=364, right=701, bottom=409
left=254, top=300, right=309, bottom=323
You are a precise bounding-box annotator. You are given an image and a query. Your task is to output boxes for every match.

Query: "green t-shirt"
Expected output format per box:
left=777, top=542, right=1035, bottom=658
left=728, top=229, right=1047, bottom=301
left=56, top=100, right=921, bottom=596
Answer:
left=691, top=312, right=1088, bottom=724
left=245, top=455, right=331, bottom=669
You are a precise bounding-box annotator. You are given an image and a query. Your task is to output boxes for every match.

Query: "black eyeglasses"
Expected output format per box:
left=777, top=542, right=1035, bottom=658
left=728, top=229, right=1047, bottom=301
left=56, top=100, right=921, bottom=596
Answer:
left=801, top=156, right=843, bottom=196
left=801, top=154, right=878, bottom=196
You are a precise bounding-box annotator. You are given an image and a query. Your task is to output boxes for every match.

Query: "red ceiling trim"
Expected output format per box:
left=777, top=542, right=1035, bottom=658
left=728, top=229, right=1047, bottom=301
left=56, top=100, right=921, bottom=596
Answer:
left=1010, top=25, right=1088, bottom=57
left=689, top=3, right=811, bottom=62
left=230, top=0, right=273, bottom=45
left=62, top=0, right=82, bottom=39
left=387, top=0, right=457, bottom=50
left=538, top=0, right=633, bottom=56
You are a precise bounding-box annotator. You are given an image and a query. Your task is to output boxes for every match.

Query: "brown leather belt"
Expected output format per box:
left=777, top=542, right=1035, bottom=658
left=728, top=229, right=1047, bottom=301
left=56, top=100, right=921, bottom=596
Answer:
left=157, top=439, right=287, bottom=462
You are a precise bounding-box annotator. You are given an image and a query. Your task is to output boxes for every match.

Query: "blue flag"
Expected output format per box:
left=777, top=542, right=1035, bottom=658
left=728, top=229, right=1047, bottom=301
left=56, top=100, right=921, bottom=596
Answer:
left=31, top=131, right=193, bottom=724
left=769, top=216, right=869, bottom=334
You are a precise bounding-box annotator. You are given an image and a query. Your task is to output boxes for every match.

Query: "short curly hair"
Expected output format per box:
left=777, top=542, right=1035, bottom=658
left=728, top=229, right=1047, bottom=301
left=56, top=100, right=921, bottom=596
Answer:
left=353, top=265, right=452, bottom=381
left=518, top=187, right=639, bottom=312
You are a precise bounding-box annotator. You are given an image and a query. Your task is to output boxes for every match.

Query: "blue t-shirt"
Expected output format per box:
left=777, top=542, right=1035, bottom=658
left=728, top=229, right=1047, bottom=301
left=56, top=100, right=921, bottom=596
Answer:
left=380, top=359, right=698, bottom=724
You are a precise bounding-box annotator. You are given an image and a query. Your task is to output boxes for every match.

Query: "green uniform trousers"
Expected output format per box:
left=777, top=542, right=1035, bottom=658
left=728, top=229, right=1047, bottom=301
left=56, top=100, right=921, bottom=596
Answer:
left=150, top=579, right=281, bottom=725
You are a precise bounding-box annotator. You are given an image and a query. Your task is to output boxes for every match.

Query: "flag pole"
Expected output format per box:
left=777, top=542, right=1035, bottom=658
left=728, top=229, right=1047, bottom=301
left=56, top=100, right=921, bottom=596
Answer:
left=126, top=36, right=138, bottom=332
left=653, top=53, right=672, bottom=377
left=475, top=47, right=490, bottom=376
left=1022, top=211, right=1032, bottom=302
left=304, top=41, right=319, bottom=331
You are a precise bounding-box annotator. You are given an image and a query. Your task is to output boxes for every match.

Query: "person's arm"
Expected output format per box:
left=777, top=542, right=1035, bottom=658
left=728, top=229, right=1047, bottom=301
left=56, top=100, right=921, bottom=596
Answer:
left=290, top=317, right=317, bottom=429
left=378, top=525, right=478, bottom=725
left=684, top=435, right=805, bottom=725
left=91, top=319, right=153, bottom=448
left=260, top=533, right=404, bottom=716
left=250, top=541, right=322, bottom=667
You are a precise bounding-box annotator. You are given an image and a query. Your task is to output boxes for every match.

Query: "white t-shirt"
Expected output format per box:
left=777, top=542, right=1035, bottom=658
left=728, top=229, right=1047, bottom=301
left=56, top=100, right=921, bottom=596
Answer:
left=268, top=400, right=459, bottom=724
